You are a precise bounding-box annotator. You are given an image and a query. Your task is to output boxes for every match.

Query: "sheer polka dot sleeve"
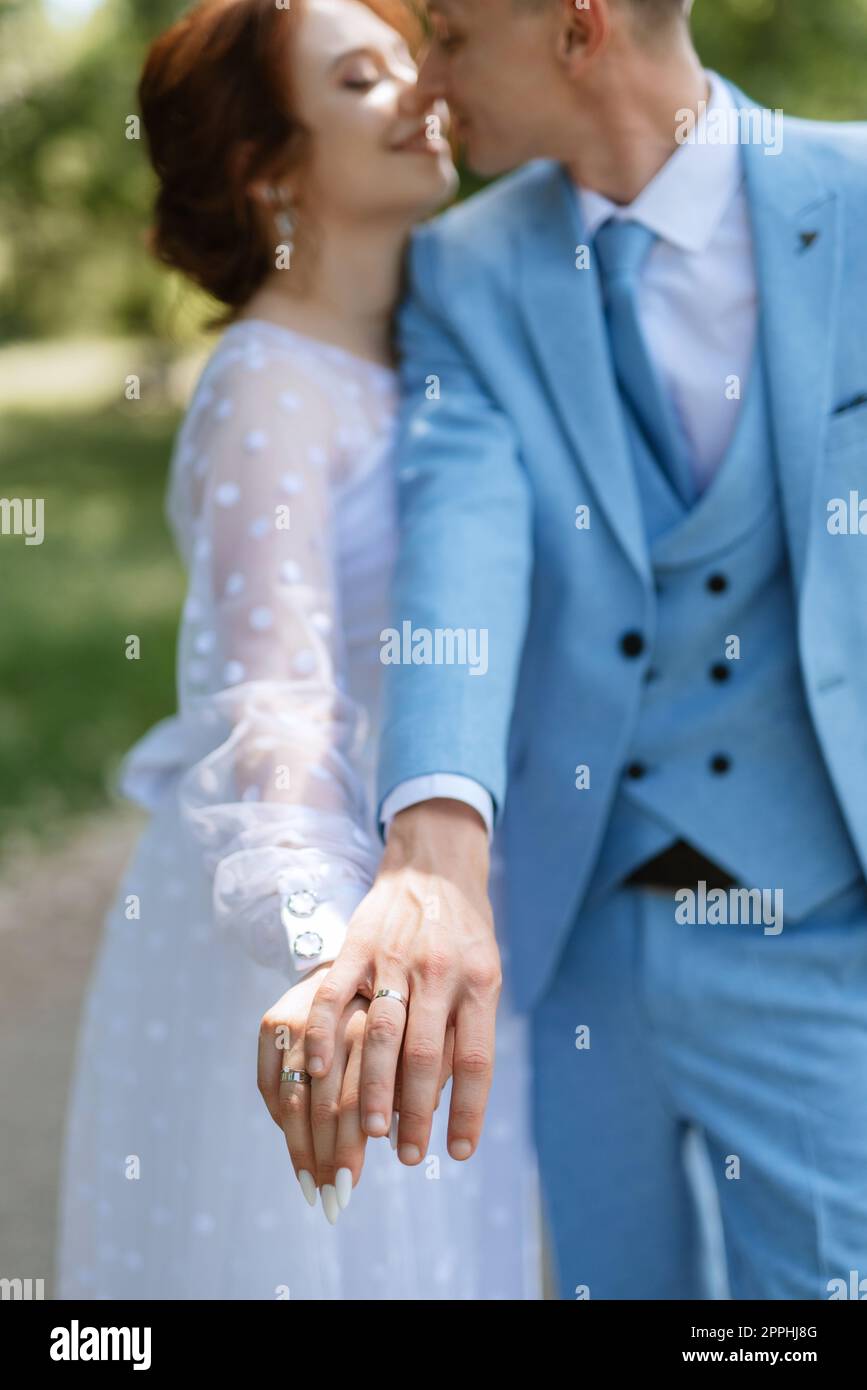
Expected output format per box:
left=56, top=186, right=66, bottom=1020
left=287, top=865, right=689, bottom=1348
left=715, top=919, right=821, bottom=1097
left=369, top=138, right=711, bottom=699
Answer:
left=174, top=349, right=379, bottom=978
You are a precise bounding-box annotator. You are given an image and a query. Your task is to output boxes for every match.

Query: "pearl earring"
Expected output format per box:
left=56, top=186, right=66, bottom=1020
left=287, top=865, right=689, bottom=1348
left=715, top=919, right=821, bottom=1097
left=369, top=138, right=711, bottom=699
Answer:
left=266, top=185, right=296, bottom=255
left=275, top=205, right=296, bottom=240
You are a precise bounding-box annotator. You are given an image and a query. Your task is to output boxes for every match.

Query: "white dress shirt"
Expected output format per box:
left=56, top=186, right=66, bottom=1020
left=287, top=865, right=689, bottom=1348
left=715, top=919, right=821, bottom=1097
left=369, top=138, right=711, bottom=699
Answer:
left=381, top=70, right=758, bottom=839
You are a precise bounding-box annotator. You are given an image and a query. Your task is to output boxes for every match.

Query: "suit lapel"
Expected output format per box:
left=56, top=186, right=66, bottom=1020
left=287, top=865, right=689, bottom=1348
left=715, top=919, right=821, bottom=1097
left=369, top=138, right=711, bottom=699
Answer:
left=516, top=162, right=651, bottom=585
left=733, top=86, right=841, bottom=594
left=516, top=109, right=842, bottom=595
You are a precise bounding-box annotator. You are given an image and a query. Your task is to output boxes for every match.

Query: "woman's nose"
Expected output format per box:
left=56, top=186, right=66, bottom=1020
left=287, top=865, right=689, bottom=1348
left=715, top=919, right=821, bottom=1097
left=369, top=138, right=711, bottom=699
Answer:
left=396, top=81, right=450, bottom=141
left=396, top=70, right=427, bottom=119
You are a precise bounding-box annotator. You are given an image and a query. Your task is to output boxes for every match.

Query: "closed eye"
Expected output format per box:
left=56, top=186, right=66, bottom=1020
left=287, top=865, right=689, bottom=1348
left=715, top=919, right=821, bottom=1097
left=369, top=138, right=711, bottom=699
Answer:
left=429, top=16, right=464, bottom=55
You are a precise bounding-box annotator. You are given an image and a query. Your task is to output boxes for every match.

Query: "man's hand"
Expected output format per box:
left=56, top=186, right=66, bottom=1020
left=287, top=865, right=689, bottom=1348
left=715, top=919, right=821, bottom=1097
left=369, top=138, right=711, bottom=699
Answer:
left=302, top=799, right=501, bottom=1166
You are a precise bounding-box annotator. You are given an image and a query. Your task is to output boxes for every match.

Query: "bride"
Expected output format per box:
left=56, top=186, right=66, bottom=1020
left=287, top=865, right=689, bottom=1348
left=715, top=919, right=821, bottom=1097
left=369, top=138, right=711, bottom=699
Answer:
left=56, top=0, right=542, bottom=1298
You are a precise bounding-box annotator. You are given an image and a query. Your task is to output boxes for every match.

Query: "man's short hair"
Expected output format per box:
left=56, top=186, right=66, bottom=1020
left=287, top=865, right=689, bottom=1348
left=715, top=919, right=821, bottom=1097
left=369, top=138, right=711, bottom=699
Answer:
left=515, top=0, right=692, bottom=21
left=627, top=0, right=693, bottom=19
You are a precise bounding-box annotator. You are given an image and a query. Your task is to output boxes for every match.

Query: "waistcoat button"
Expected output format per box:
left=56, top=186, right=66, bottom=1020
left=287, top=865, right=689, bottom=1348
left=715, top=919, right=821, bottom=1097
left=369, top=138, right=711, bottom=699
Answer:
left=710, top=662, right=730, bottom=683
left=706, top=573, right=728, bottom=594
left=620, top=630, right=645, bottom=658
left=709, top=753, right=732, bottom=774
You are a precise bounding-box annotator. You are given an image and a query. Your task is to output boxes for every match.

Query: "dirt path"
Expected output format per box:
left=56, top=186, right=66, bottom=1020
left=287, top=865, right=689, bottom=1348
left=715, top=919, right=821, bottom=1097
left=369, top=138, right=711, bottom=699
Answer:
left=0, top=809, right=144, bottom=1296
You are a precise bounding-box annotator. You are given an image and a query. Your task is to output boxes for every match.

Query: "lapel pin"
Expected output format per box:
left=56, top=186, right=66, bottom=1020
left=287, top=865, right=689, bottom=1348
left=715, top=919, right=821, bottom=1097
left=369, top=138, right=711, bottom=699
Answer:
left=799, top=230, right=819, bottom=250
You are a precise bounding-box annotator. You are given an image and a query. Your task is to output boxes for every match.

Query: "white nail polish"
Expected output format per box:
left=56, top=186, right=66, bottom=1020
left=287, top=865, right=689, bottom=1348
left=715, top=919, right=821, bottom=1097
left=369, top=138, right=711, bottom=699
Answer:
left=321, top=1184, right=339, bottom=1225
left=389, top=1112, right=399, bottom=1150
left=335, top=1167, right=353, bottom=1209
left=297, top=1170, right=317, bottom=1207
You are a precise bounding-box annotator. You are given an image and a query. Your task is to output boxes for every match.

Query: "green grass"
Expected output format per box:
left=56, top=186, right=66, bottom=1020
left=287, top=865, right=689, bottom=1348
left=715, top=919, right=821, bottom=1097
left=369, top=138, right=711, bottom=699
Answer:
left=0, top=402, right=185, bottom=846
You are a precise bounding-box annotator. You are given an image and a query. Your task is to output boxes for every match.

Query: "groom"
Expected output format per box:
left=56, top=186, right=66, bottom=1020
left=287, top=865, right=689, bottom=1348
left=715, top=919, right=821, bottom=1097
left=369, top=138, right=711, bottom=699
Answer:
left=305, top=0, right=867, bottom=1298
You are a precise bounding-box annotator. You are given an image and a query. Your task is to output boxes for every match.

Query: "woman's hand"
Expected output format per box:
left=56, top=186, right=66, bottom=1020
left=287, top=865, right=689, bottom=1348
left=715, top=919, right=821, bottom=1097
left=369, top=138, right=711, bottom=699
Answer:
left=257, top=963, right=372, bottom=1224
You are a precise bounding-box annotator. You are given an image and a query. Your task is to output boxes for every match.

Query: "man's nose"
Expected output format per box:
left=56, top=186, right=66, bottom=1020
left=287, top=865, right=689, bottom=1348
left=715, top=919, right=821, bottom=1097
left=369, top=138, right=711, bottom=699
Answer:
left=395, top=44, right=448, bottom=125
left=414, top=40, right=448, bottom=106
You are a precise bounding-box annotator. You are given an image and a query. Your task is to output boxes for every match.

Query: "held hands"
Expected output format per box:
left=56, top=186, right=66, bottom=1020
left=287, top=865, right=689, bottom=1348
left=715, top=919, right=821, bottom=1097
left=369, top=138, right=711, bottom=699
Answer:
left=303, top=799, right=501, bottom=1169
left=257, top=936, right=456, bottom=1220
left=258, top=962, right=373, bottom=1223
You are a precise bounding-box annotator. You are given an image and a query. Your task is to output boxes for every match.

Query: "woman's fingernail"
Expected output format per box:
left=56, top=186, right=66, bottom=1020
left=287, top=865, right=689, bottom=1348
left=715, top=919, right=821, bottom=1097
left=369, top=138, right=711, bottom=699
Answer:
left=450, top=1139, right=473, bottom=1160
left=398, top=1143, right=421, bottom=1164
left=297, top=1170, right=318, bottom=1206
left=365, top=1112, right=387, bottom=1135
left=321, top=1184, right=339, bottom=1225
left=307, top=1056, right=325, bottom=1076
left=335, top=1168, right=353, bottom=1210
left=389, top=1112, right=399, bottom=1150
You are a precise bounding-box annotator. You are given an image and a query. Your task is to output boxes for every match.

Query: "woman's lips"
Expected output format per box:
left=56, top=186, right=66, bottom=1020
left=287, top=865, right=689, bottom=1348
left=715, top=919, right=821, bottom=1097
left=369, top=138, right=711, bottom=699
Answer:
left=393, top=130, right=451, bottom=155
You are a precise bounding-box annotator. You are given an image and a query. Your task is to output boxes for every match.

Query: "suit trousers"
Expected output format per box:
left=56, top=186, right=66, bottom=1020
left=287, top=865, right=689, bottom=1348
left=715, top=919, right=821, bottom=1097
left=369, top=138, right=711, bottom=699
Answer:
left=531, top=876, right=867, bottom=1299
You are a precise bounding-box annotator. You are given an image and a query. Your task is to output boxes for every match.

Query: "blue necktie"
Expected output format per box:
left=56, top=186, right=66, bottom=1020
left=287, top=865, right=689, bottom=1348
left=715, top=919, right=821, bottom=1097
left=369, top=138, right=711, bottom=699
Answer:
left=594, top=217, right=696, bottom=508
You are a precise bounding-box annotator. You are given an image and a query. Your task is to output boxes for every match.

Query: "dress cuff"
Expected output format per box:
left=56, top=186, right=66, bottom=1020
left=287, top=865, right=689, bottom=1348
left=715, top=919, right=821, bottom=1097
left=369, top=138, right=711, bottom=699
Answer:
left=278, top=874, right=369, bottom=978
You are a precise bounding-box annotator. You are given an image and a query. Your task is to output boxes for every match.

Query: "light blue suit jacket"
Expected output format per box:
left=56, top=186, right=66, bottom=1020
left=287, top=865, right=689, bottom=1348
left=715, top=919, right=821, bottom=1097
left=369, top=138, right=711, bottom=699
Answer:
left=377, top=84, right=867, bottom=1010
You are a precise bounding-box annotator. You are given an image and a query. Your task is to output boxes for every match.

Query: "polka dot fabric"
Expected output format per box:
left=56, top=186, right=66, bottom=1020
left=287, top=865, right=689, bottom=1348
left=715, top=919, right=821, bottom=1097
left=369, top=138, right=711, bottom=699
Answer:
left=54, top=320, right=544, bottom=1300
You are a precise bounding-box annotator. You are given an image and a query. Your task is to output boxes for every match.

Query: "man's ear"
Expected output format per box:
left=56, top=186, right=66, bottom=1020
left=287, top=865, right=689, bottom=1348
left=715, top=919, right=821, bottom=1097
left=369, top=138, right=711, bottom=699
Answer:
left=555, top=0, right=610, bottom=65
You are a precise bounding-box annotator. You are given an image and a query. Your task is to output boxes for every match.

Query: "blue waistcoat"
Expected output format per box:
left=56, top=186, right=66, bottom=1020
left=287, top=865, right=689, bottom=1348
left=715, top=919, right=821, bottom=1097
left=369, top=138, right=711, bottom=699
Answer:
left=583, top=339, right=862, bottom=918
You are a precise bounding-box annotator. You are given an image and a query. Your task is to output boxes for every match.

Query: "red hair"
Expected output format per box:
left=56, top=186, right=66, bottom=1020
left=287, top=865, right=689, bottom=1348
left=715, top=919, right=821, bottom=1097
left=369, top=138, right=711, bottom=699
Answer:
left=138, top=0, right=422, bottom=313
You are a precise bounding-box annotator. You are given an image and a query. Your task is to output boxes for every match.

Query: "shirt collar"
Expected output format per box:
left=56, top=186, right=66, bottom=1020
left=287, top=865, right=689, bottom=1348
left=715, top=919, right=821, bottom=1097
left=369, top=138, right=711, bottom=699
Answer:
left=576, top=70, right=744, bottom=253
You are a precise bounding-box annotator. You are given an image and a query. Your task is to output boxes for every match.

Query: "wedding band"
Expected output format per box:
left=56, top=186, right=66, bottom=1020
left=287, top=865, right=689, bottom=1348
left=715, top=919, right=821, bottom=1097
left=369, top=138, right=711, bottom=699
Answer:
left=280, top=1068, right=311, bottom=1084
left=373, top=988, right=409, bottom=1008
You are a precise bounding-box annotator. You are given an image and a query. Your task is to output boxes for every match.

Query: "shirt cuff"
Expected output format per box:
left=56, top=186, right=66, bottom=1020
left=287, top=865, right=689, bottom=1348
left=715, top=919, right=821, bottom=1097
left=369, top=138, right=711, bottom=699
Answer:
left=277, top=876, right=368, bottom=979
left=379, top=774, right=494, bottom=841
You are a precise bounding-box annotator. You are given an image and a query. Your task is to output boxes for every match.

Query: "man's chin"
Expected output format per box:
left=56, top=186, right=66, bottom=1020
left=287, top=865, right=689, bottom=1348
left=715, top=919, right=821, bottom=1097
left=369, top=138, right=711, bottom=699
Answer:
left=461, top=139, right=525, bottom=179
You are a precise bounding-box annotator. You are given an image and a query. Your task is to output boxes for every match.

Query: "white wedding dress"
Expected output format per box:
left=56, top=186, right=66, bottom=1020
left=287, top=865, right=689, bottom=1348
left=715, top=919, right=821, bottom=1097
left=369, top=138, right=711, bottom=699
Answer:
left=55, top=318, right=543, bottom=1300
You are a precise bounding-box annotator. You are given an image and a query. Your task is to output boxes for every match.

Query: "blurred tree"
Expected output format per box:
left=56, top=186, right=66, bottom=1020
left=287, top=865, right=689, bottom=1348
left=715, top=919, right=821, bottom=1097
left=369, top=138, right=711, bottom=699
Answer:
left=693, top=0, right=867, bottom=117
left=0, top=0, right=205, bottom=343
